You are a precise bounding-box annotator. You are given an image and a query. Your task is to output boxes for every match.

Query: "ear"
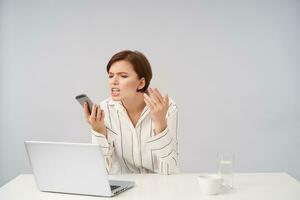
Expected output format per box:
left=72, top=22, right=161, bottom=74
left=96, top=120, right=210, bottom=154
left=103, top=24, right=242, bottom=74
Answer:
left=138, top=77, right=146, bottom=90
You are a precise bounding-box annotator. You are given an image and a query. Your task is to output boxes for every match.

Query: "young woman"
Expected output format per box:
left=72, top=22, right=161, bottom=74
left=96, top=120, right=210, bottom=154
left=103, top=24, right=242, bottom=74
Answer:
left=83, top=50, right=178, bottom=175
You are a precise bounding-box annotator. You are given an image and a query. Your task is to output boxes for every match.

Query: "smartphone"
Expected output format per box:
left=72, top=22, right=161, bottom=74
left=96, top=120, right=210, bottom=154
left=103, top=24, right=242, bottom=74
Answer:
left=75, top=94, right=94, bottom=113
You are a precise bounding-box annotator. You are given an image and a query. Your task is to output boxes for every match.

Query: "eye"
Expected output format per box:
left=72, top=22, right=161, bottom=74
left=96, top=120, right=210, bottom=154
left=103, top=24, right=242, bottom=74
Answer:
left=121, top=75, right=128, bottom=78
left=108, top=74, right=113, bottom=78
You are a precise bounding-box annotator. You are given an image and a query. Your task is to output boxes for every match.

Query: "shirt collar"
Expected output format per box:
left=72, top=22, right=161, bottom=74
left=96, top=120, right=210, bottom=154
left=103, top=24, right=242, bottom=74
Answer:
left=106, top=97, right=150, bottom=117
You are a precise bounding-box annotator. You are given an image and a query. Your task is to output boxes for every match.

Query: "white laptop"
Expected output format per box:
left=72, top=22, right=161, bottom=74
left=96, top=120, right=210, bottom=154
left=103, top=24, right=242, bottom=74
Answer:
left=24, top=141, right=135, bottom=197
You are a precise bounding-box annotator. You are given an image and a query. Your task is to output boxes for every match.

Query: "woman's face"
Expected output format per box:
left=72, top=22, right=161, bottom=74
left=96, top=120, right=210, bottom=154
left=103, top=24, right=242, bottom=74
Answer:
left=108, top=60, right=145, bottom=101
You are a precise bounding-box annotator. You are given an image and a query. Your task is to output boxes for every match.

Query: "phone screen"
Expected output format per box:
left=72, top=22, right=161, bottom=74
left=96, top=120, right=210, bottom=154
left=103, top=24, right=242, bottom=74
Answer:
left=75, top=94, right=94, bottom=113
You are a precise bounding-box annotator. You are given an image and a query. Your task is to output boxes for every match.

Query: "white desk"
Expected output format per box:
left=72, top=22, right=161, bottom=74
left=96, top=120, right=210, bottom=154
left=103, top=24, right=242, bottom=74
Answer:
left=0, top=173, right=299, bottom=200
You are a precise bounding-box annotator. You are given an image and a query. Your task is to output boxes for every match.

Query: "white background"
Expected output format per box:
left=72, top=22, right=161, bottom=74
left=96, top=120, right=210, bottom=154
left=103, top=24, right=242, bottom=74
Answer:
left=1, top=0, right=299, bottom=186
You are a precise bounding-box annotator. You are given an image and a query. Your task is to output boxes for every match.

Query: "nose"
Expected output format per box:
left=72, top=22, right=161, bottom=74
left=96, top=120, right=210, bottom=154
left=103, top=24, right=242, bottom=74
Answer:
left=111, top=76, right=119, bottom=85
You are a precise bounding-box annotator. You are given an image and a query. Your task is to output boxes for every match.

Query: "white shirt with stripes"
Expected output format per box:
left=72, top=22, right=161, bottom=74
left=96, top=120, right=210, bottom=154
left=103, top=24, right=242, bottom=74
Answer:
left=91, top=97, right=179, bottom=175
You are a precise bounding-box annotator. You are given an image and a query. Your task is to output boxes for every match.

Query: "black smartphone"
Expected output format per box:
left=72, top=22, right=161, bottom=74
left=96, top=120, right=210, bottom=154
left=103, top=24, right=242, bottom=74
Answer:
left=75, top=94, right=94, bottom=113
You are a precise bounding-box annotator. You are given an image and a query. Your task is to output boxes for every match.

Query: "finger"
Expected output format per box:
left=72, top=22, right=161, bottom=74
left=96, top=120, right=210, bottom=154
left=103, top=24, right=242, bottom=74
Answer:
left=153, top=88, right=163, bottom=103
left=96, top=106, right=102, bottom=121
left=83, top=102, right=91, bottom=119
left=90, top=104, right=97, bottom=120
left=144, top=92, right=155, bottom=106
left=144, top=93, right=155, bottom=109
left=100, top=110, right=105, bottom=121
left=148, top=88, right=160, bottom=105
left=164, top=94, right=169, bottom=106
left=144, top=97, right=154, bottom=110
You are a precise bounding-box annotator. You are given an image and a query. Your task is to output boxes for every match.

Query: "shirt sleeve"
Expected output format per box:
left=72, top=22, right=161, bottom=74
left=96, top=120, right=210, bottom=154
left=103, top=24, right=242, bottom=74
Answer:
left=145, top=103, right=179, bottom=175
left=91, top=128, right=115, bottom=172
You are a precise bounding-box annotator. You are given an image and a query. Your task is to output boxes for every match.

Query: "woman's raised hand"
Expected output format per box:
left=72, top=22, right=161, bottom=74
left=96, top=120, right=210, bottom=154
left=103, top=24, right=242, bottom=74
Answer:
left=143, top=88, right=169, bottom=135
left=84, top=102, right=107, bottom=137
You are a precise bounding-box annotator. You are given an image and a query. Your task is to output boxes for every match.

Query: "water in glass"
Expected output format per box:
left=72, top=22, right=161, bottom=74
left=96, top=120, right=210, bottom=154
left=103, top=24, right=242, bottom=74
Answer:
left=217, top=153, right=234, bottom=189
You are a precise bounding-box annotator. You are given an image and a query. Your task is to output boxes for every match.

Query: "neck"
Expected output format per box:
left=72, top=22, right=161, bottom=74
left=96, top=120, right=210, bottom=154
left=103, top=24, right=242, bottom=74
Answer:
left=121, top=92, right=146, bottom=115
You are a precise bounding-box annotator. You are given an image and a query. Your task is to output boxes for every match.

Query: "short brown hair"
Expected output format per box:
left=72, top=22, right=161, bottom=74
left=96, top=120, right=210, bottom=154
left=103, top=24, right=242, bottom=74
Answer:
left=106, top=50, right=152, bottom=93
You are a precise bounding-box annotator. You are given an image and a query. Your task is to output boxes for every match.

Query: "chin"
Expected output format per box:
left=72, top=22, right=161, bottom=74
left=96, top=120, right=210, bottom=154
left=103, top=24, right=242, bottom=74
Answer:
left=111, top=96, right=122, bottom=101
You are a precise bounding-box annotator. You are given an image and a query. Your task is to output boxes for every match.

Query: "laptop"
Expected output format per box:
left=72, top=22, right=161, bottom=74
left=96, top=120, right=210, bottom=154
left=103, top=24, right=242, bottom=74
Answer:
left=24, top=141, right=135, bottom=197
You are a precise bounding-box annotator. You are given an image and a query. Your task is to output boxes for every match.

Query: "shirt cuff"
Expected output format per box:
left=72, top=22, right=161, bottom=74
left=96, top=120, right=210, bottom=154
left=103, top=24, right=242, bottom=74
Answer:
left=91, top=129, right=109, bottom=148
left=91, top=129, right=106, bottom=137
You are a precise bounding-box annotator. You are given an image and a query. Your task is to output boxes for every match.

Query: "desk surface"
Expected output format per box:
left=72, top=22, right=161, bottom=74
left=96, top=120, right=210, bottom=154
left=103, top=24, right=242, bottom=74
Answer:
left=0, top=173, right=299, bottom=200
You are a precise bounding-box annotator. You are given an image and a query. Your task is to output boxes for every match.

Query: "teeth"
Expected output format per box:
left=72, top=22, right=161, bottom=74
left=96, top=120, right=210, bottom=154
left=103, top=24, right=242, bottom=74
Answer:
left=112, top=88, right=120, bottom=92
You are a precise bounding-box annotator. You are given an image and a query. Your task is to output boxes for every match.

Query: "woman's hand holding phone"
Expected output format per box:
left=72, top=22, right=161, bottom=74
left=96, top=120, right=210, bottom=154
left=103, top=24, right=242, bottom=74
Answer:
left=83, top=102, right=107, bottom=137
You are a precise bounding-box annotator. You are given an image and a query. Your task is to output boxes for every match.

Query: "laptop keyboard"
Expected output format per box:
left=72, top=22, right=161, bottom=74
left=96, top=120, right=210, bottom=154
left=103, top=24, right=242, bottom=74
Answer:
left=110, top=185, right=120, bottom=190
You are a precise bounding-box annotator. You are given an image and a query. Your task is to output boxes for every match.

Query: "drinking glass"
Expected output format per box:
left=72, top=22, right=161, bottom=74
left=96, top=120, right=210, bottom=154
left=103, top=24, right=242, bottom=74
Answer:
left=217, top=153, right=234, bottom=189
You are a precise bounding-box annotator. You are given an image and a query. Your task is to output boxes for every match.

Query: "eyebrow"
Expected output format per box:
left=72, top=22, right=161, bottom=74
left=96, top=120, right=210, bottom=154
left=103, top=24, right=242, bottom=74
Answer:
left=108, top=72, right=129, bottom=74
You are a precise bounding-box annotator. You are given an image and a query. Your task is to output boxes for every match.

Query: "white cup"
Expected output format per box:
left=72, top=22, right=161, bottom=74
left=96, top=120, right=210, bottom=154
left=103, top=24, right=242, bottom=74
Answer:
left=198, top=175, right=223, bottom=195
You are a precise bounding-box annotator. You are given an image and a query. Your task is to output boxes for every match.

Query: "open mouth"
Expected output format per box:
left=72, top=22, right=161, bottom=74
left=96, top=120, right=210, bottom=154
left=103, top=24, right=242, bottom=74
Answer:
left=111, top=88, right=120, bottom=96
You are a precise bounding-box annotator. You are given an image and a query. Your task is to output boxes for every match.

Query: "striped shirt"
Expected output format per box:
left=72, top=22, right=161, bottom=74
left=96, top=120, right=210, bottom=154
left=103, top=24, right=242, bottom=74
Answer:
left=91, top=97, right=179, bottom=175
